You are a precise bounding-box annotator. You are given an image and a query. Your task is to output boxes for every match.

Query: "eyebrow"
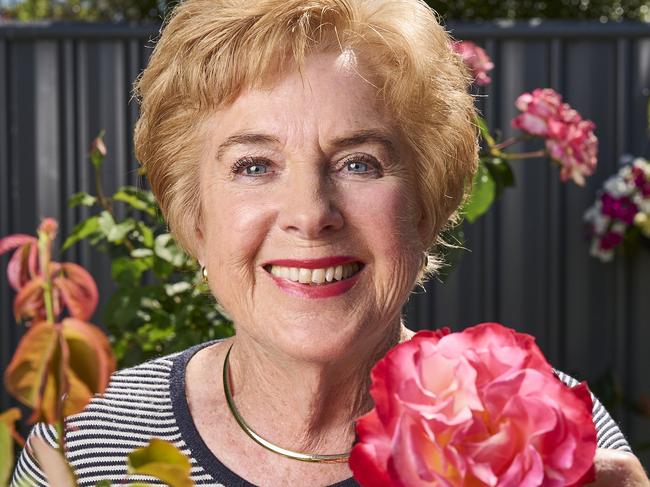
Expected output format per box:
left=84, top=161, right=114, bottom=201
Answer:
left=215, top=128, right=398, bottom=161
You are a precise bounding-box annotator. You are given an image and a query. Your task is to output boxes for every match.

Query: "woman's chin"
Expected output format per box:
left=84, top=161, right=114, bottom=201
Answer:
left=263, top=323, right=372, bottom=365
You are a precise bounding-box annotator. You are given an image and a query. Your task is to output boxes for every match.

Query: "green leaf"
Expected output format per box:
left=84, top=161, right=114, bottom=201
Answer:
left=111, top=256, right=149, bottom=286
left=62, top=215, right=101, bottom=251
left=154, top=234, right=186, bottom=267
left=95, top=481, right=112, bottom=487
left=127, top=438, right=193, bottom=487
left=463, top=162, right=496, bottom=223
left=0, top=422, right=13, bottom=487
left=475, top=115, right=496, bottom=148
left=113, top=190, right=156, bottom=217
left=106, top=220, right=136, bottom=244
left=152, top=257, right=174, bottom=280
left=68, top=192, right=97, bottom=208
left=98, top=211, right=116, bottom=236
left=102, top=288, right=142, bottom=329
left=484, top=157, right=515, bottom=197
left=136, top=222, right=154, bottom=248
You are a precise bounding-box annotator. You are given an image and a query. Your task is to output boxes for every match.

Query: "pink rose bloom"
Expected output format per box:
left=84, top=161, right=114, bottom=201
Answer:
left=452, top=41, right=494, bottom=86
left=511, top=88, right=563, bottom=136
left=546, top=119, right=598, bottom=186
left=350, top=323, right=597, bottom=487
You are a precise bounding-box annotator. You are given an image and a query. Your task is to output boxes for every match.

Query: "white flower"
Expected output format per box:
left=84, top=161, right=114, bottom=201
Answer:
left=584, top=206, right=610, bottom=235
left=604, top=175, right=633, bottom=197
left=590, top=240, right=614, bottom=262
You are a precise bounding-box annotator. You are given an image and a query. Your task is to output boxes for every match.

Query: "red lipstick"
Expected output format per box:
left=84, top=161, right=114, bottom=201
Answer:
left=263, top=256, right=359, bottom=269
left=268, top=272, right=361, bottom=299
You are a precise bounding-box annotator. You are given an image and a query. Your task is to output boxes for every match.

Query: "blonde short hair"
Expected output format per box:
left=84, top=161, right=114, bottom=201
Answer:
left=133, top=0, right=478, bottom=272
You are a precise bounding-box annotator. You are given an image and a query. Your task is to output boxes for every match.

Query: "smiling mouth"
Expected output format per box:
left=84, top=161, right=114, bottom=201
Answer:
left=263, top=262, right=364, bottom=286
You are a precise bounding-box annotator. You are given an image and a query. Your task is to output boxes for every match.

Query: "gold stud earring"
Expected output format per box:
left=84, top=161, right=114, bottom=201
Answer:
left=201, top=265, right=208, bottom=282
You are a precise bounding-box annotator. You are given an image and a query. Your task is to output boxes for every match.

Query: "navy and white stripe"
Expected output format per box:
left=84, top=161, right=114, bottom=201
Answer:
left=12, top=342, right=631, bottom=486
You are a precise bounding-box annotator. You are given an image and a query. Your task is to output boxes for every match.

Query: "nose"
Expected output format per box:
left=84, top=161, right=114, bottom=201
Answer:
left=277, top=165, right=344, bottom=240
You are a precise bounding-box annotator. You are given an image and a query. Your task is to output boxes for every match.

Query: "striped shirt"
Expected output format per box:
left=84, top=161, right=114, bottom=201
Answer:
left=12, top=341, right=631, bottom=486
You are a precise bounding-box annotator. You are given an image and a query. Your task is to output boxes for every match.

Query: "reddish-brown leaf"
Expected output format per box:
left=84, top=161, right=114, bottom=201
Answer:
left=4, top=319, right=116, bottom=425
left=54, top=263, right=99, bottom=320
left=1, top=236, right=38, bottom=291
left=4, top=321, right=59, bottom=424
left=0, top=234, right=35, bottom=256
left=13, top=277, right=47, bottom=323
left=62, top=318, right=116, bottom=395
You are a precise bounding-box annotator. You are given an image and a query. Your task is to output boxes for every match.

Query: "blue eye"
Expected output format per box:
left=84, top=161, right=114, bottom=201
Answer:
left=347, top=160, right=369, bottom=173
left=245, top=164, right=268, bottom=175
left=232, top=157, right=270, bottom=177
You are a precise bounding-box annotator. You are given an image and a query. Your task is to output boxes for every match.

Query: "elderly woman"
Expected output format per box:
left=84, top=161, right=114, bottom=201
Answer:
left=13, top=0, right=649, bottom=485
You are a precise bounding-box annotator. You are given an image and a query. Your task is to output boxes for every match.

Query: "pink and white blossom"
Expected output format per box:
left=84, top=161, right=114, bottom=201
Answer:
left=512, top=88, right=598, bottom=185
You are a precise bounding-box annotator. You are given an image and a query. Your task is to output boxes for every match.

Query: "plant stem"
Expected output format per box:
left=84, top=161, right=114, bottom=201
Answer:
left=494, top=136, right=521, bottom=151
left=93, top=159, right=135, bottom=252
left=37, top=231, right=56, bottom=324
left=499, top=150, right=548, bottom=161
left=94, top=168, right=112, bottom=215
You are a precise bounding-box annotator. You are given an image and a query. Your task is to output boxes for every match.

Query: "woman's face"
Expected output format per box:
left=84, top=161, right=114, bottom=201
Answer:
left=195, top=52, right=426, bottom=362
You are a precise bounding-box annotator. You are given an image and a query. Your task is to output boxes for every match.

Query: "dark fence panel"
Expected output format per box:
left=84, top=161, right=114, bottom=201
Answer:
left=1, top=20, right=649, bottom=464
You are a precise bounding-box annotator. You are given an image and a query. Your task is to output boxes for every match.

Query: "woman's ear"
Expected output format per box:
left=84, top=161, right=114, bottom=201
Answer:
left=193, top=224, right=206, bottom=266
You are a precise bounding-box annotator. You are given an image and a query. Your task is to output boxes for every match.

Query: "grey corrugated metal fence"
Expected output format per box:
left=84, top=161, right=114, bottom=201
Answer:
left=1, top=20, right=649, bottom=464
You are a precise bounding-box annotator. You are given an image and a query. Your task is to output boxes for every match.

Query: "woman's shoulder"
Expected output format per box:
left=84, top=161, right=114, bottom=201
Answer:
left=554, top=369, right=632, bottom=452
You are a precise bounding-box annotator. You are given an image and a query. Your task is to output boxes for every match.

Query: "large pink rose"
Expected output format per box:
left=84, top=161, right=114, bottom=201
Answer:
left=452, top=41, right=494, bottom=86
left=350, top=323, right=597, bottom=487
left=511, top=88, right=563, bottom=136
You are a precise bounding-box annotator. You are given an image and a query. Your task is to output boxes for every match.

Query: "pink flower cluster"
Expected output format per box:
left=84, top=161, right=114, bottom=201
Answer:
left=350, top=323, right=597, bottom=487
left=584, top=157, right=650, bottom=262
left=452, top=41, right=494, bottom=86
left=512, top=88, right=598, bottom=186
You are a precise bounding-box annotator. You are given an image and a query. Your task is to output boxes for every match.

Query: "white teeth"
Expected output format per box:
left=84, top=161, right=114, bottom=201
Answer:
left=290, top=267, right=300, bottom=281
left=334, top=265, right=343, bottom=280
left=325, top=267, right=335, bottom=282
left=312, top=268, right=325, bottom=284
left=269, top=263, right=361, bottom=285
left=298, top=268, right=311, bottom=283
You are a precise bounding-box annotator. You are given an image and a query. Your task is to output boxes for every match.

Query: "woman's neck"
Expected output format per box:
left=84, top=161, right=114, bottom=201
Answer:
left=224, top=320, right=414, bottom=453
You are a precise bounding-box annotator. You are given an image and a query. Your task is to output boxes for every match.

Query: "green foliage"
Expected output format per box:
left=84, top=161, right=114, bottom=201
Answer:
left=65, top=134, right=233, bottom=368
left=428, top=0, right=650, bottom=21
left=463, top=117, right=516, bottom=223
left=463, top=163, right=496, bottom=223
left=0, top=422, right=13, bottom=487
left=3, top=0, right=648, bottom=22
left=127, top=439, right=194, bottom=487
left=1, top=0, right=172, bottom=21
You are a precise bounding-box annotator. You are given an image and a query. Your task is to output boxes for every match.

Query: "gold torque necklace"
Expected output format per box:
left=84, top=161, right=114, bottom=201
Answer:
left=222, top=344, right=351, bottom=464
